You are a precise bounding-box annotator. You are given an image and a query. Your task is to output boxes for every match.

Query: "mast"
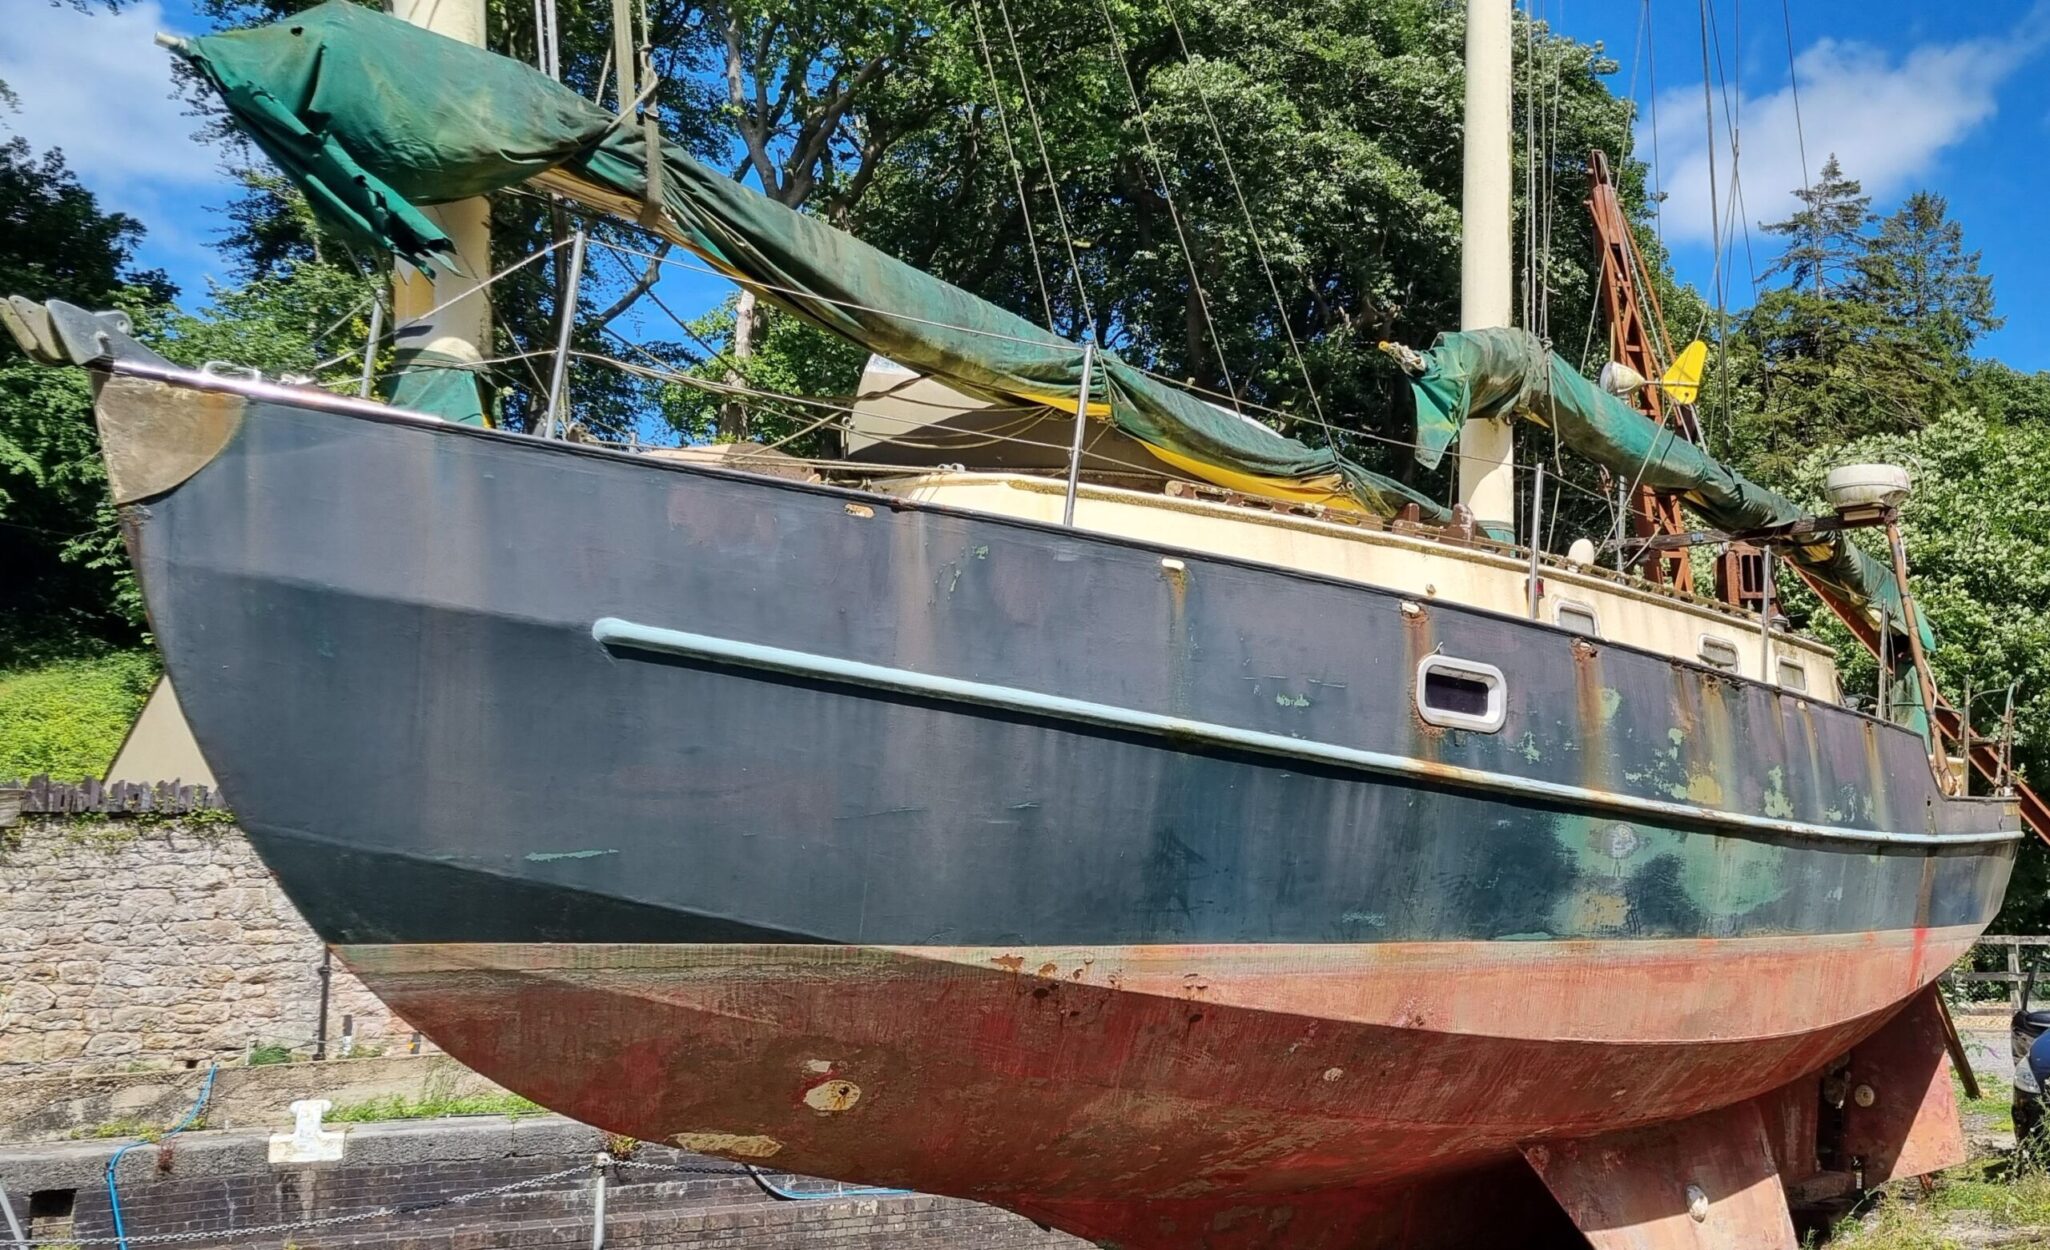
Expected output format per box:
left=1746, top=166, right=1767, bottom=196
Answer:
left=389, top=0, right=491, bottom=413
left=1457, top=0, right=1516, bottom=536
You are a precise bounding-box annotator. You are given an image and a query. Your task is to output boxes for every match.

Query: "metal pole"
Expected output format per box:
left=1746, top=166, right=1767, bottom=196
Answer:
left=591, top=1153, right=609, bottom=1250
left=2001, top=681, right=2019, bottom=793
left=1878, top=607, right=1891, bottom=722
left=357, top=297, right=383, bottom=399
left=543, top=231, right=587, bottom=440
left=0, top=1182, right=29, bottom=1250
left=1062, top=342, right=1097, bottom=527
left=1758, top=545, right=1774, bottom=683
left=1526, top=464, right=1544, bottom=620
left=1885, top=520, right=1945, bottom=758
left=313, top=947, right=332, bottom=1061
left=1613, top=482, right=1627, bottom=573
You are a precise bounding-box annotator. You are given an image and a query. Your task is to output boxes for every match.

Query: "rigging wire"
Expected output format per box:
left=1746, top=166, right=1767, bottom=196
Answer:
left=1644, top=0, right=1664, bottom=248
left=308, top=239, right=571, bottom=373
left=1092, top=0, right=1238, bottom=401
left=966, top=0, right=1057, bottom=327
left=1158, top=0, right=1334, bottom=442
left=591, top=236, right=1088, bottom=352
left=1779, top=0, right=1814, bottom=284
left=989, top=0, right=1095, bottom=329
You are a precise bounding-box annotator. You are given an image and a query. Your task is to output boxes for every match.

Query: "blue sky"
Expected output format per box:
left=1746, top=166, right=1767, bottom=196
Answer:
left=8, top=0, right=2050, bottom=369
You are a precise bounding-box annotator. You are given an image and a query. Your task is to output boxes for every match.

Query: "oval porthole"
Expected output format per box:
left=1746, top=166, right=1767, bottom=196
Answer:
left=1698, top=635, right=1740, bottom=672
left=1554, top=601, right=1600, bottom=638
left=1416, top=655, right=1507, bottom=734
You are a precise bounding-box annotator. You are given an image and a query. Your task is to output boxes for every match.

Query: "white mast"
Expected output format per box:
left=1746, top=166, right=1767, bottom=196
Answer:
left=389, top=0, right=491, bottom=390
left=1458, top=0, right=1516, bottom=536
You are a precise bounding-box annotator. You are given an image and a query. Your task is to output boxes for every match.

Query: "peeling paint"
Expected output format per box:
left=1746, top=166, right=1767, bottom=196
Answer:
left=524, top=848, right=618, bottom=862
left=1763, top=767, right=1795, bottom=819
left=673, top=1131, right=782, bottom=1158
left=804, top=1080, right=862, bottom=1113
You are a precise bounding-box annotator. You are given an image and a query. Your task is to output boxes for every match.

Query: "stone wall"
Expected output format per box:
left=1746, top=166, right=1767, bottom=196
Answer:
left=0, top=816, right=413, bottom=1076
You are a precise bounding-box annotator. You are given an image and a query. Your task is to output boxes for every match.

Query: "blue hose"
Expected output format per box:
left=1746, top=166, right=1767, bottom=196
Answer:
left=107, top=1064, right=216, bottom=1250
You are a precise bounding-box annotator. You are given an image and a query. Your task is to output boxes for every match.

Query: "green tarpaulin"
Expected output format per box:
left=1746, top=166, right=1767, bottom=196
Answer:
left=1397, top=327, right=1932, bottom=656
left=172, top=1, right=1445, bottom=521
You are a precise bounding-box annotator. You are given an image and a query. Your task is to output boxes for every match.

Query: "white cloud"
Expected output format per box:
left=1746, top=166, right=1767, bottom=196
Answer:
left=0, top=0, right=229, bottom=246
left=1642, top=22, right=2047, bottom=245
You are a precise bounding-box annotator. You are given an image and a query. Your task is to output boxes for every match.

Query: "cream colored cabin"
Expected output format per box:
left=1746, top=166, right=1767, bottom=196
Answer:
left=870, top=471, right=1842, bottom=701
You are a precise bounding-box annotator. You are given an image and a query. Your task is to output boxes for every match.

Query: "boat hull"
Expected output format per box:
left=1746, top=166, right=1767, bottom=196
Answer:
left=344, top=932, right=1970, bottom=1243
left=98, top=370, right=2018, bottom=1243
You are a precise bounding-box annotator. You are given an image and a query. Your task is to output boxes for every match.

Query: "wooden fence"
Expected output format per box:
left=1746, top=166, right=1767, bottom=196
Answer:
left=1946, top=935, right=2050, bottom=1011
left=0, top=774, right=225, bottom=817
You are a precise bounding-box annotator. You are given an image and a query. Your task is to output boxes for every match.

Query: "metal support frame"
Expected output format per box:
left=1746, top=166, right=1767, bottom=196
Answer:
left=357, top=297, right=383, bottom=399
left=0, top=1183, right=28, bottom=1250
left=1061, top=342, right=1097, bottom=526
left=1525, top=464, right=1544, bottom=620
left=542, top=231, right=587, bottom=440
left=1586, top=150, right=1697, bottom=592
left=1758, top=546, right=1774, bottom=683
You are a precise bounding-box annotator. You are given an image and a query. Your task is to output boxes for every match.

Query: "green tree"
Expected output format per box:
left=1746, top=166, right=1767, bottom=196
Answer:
left=1725, top=165, right=1993, bottom=480
left=0, top=139, right=174, bottom=661
left=1855, top=190, right=1999, bottom=361
left=1790, top=410, right=2050, bottom=929
left=1760, top=153, right=1869, bottom=294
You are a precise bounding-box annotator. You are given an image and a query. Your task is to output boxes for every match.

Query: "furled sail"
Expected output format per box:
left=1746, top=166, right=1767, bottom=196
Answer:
left=167, top=1, right=1447, bottom=522
left=1392, top=327, right=1928, bottom=647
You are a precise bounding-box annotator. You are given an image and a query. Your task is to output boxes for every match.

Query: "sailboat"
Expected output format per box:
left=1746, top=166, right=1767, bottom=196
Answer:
left=5, top=2, right=2035, bottom=1246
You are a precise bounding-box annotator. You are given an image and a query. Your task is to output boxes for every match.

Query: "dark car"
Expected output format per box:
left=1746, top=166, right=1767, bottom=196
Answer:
left=2014, top=962, right=2050, bottom=1143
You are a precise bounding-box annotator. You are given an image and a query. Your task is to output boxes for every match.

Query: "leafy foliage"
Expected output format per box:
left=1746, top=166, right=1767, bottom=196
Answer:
left=0, top=139, right=176, bottom=660
left=0, top=650, right=159, bottom=781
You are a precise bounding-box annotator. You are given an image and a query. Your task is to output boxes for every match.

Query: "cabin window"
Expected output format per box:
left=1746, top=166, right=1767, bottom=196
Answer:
left=1554, top=601, right=1600, bottom=637
left=1777, top=659, right=1807, bottom=691
left=1416, top=656, right=1506, bottom=733
left=1698, top=636, right=1740, bottom=671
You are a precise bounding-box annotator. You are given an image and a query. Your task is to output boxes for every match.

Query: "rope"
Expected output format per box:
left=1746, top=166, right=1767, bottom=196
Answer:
left=1158, top=0, right=1332, bottom=441
left=989, top=0, right=1094, bottom=329
left=1093, top=0, right=1237, bottom=401
left=966, top=0, right=1056, bottom=327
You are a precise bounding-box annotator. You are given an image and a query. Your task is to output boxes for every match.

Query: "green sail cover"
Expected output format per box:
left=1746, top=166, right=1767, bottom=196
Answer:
left=173, top=1, right=1445, bottom=521
left=1399, top=327, right=1929, bottom=649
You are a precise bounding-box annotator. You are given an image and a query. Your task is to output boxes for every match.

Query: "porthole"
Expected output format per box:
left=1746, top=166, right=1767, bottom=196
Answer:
left=1777, top=659, right=1807, bottom=692
left=1554, top=600, right=1600, bottom=638
left=1416, top=655, right=1507, bottom=733
left=1698, top=635, right=1740, bottom=672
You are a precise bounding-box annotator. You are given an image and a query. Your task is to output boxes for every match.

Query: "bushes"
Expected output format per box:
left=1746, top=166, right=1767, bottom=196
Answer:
left=0, top=649, right=158, bottom=780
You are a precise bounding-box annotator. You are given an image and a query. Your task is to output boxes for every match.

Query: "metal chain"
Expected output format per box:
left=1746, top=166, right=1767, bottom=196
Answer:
left=610, top=1158, right=755, bottom=1176
left=21, top=1164, right=593, bottom=1246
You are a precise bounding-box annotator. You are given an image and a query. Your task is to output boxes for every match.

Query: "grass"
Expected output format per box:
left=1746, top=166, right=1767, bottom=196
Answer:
left=0, top=649, right=158, bottom=780
left=246, top=1044, right=296, bottom=1067
left=66, top=1119, right=160, bottom=1142
left=323, top=1092, right=546, bottom=1123
left=1831, top=1157, right=2050, bottom=1248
